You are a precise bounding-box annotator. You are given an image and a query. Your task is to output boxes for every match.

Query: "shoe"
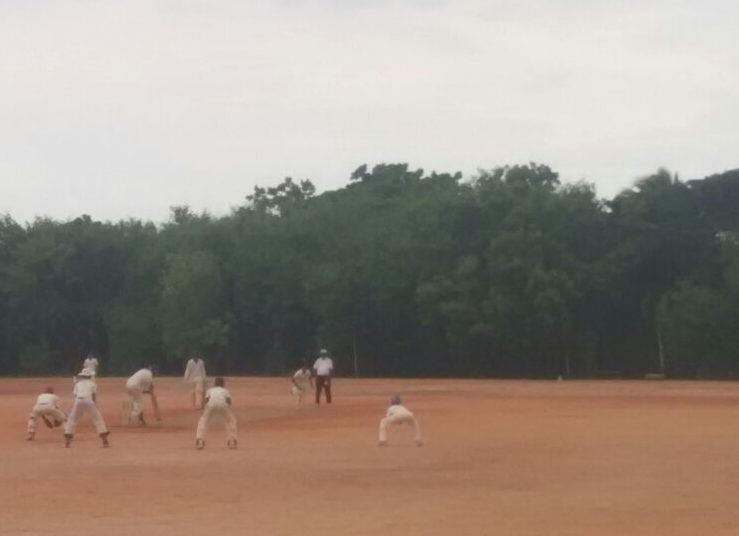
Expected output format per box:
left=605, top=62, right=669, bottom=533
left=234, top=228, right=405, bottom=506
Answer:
left=196, top=439, right=205, bottom=450
left=100, top=432, right=110, bottom=448
left=377, top=440, right=388, bottom=447
left=415, top=439, right=424, bottom=447
left=228, top=439, right=238, bottom=450
left=64, top=434, right=72, bottom=448
left=26, top=432, right=35, bottom=441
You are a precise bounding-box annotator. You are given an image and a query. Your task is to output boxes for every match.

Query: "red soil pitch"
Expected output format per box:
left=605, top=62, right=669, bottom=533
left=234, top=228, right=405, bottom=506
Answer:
left=1, top=377, right=739, bottom=535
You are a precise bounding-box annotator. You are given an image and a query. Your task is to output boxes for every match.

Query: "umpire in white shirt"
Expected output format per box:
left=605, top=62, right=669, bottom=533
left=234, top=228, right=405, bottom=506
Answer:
left=313, top=348, right=334, bottom=404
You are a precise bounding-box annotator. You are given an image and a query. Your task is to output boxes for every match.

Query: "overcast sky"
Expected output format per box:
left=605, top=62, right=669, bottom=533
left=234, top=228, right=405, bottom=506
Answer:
left=1, top=1, right=737, bottom=223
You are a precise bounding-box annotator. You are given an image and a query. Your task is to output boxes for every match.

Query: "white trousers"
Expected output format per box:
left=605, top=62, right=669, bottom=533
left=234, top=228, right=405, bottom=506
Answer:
left=379, top=413, right=421, bottom=443
left=64, top=398, right=108, bottom=435
left=190, top=379, right=205, bottom=408
left=27, top=403, right=67, bottom=433
left=127, top=387, right=144, bottom=420
left=291, top=384, right=307, bottom=404
left=196, top=403, right=237, bottom=442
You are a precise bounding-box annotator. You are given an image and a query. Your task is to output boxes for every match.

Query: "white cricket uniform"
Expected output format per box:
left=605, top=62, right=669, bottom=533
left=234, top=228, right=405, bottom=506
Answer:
left=379, top=404, right=421, bottom=444
left=196, top=386, right=237, bottom=443
left=83, top=357, right=99, bottom=377
left=291, top=368, right=312, bottom=403
left=126, top=369, right=153, bottom=420
left=184, top=358, right=207, bottom=408
left=27, top=393, right=67, bottom=434
left=64, top=379, right=108, bottom=435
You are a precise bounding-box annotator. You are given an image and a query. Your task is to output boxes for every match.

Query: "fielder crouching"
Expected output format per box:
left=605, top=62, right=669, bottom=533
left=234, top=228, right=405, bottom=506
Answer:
left=64, top=368, right=110, bottom=448
left=378, top=395, right=423, bottom=447
left=27, top=386, right=66, bottom=441
left=195, top=376, right=237, bottom=450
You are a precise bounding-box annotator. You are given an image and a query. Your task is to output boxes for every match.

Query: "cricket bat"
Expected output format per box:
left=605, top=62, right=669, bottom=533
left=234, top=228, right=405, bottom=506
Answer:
left=150, top=392, right=162, bottom=421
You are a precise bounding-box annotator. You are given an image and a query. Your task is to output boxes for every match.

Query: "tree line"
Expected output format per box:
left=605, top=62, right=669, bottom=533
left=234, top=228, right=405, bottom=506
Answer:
left=0, top=163, right=737, bottom=378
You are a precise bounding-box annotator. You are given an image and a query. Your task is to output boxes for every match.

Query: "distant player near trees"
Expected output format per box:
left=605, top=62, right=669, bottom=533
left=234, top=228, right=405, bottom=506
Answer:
left=195, top=376, right=237, bottom=450
left=26, top=386, right=66, bottom=441
left=378, top=395, right=423, bottom=447
left=313, top=348, right=333, bottom=405
left=290, top=360, right=313, bottom=405
left=184, top=355, right=207, bottom=409
left=82, top=354, right=100, bottom=378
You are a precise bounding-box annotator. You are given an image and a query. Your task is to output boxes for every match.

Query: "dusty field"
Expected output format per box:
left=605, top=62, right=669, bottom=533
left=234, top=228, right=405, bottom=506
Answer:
left=2, top=377, right=739, bottom=535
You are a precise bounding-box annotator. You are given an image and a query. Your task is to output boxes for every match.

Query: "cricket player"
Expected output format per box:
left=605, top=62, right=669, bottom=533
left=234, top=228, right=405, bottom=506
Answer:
left=183, top=355, right=207, bottom=409
left=378, top=395, right=423, bottom=447
left=125, top=366, right=154, bottom=425
left=83, top=354, right=100, bottom=377
left=313, top=348, right=333, bottom=404
left=290, top=360, right=313, bottom=405
left=64, top=368, right=109, bottom=448
left=195, top=376, right=237, bottom=450
left=26, top=386, right=66, bottom=441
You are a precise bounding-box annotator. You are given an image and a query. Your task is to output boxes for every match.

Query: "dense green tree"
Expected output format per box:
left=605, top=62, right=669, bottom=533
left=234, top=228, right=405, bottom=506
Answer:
left=0, top=164, right=736, bottom=378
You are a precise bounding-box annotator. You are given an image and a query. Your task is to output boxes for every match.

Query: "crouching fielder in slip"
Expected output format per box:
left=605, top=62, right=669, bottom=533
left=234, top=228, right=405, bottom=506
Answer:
left=27, top=386, right=66, bottom=441
left=64, top=369, right=109, bottom=448
left=378, top=395, right=423, bottom=447
left=126, top=366, right=156, bottom=426
left=196, top=377, right=237, bottom=450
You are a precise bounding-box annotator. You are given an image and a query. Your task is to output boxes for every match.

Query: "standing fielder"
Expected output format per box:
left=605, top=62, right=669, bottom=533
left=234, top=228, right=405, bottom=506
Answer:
left=125, top=366, right=154, bottom=426
left=64, top=368, right=110, bottom=448
left=183, top=355, right=206, bottom=409
left=83, top=354, right=100, bottom=378
left=27, top=386, right=66, bottom=441
left=290, top=360, right=313, bottom=405
left=195, top=377, right=237, bottom=450
left=313, top=348, right=333, bottom=405
left=378, top=395, right=423, bottom=447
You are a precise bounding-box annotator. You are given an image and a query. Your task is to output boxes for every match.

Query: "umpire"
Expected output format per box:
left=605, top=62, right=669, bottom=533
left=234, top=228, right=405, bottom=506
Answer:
left=313, top=348, right=334, bottom=404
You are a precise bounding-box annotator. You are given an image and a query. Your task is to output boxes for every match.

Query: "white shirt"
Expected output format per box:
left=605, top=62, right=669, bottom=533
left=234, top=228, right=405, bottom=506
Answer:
left=83, top=357, right=99, bottom=373
left=293, top=368, right=312, bottom=387
left=205, top=386, right=231, bottom=407
left=313, top=357, right=333, bottom=376
left=73, top=379, right=97, bottom=400
left=184, top=358, right=206, bottom=382
left=36, top=393, right=60, bottom=406
left=126, top=369, right=153, bottom=391
left=386, top=404, right=414, bottom=419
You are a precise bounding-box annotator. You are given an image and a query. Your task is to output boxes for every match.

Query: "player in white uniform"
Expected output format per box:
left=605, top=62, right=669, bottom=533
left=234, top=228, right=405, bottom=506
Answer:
left=83, top=354, right=100, bottom=378
left=125, top=367, right=154, bottom=425
left=183, top=356, right=207, bottom=409
left=26, top=386, right=66, bottom=441
left=378, top=395, right=423, bottom=447
left=291, top=361, right=313, bottom=405
left=195, top=376, right=237, bottom=450
left=64, top=368, right=109, bottom=448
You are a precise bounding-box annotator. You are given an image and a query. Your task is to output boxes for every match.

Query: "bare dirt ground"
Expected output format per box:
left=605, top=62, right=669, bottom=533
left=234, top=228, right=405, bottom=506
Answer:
left=2, top=377, right=739, bottom=535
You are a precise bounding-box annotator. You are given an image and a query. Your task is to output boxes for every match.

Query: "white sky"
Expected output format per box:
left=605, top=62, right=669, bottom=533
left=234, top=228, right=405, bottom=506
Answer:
left=1, top=0, right=737, bottom=223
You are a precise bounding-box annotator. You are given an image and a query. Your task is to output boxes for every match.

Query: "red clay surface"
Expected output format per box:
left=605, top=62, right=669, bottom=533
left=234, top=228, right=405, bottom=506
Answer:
left=2, top=377, right=739, bottom=535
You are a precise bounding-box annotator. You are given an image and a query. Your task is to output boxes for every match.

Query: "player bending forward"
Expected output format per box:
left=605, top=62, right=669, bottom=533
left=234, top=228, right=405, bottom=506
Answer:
left=64, top=368, right=109, bottom=448
left=195, top=377, right=237, bottom=450
left=378, top=395, right=423, bottom=447
left=291, top=361, right=313, bottom=405
left=126, top=366, right=155, bottom=425
left=27, top=386, right=66, bottom=441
